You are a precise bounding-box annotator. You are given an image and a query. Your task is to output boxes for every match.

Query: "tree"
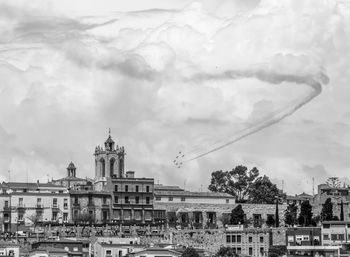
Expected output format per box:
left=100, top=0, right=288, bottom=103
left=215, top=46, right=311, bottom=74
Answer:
left=218, top=213, right=231, bottom=227
left=298, top=200, right=313, bottom=226
left=321, top=198, right=333, bottom=221
left=182, top=247, right=199, bottom=257
left=340, top=200, right=344, bottom=221
left=208, top=166, right=259, bottom=202
left=266, top=215, right=275, bottom=227
left=230, top=205, right=245, bottom=225
left=268, top=245, right=286, bottom=257
left=248, top=176, right=280, bottom=204
left=326, top=177, right=341, bottom=188
left=74, top=212, right=94, bottom=233
left=275, top=199, right=279, bottom=227
left=27, top=212, right=42, bottom=232
left=284, top=203, right=298, bottom=227
left=215, top=247, right=238, bottom=257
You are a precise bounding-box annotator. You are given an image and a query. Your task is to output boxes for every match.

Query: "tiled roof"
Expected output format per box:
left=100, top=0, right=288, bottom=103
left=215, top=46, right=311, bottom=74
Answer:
left=1, top=182, right=65, bottom=189
left=154, top=190, right=234, bottom=198
left=53, top=176, right=86, bottom=182
left=154, top=184, right=184, bottom=191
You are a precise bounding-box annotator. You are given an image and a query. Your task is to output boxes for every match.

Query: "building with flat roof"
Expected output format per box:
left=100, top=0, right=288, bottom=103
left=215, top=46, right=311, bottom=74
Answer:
left=0, top=181, right=70, bottom=232
left=0, top=243, right=20, bottom=257
left=225, top=225, right=272, bottom=257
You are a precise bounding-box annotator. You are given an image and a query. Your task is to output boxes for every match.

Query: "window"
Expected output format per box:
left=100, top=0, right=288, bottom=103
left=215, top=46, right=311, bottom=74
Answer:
left=146, top=186, right=150, bottom=192
left=226, top=199, right=229, bottom=204
left=4, top=200, right=8, bottom=208
left=237, top=235, right=241, bottom=243
left=106, top=250, right=112, bottom=255
left=52, top=212, right=57, bottom=221
left=232, top=235, right=236, bottom=243
left=302, top=235, right=310, bottom=241
left=135, top=210, right=142, bottom=220
left=125, top=185, right=128, bottom=192
left=135, top=196, right=139, bottom=204
left=74, top=196, right=78, bottom=204
left=114, top=185, right=118, bottom=192
left=136, top=186, right=139, bottom=192
left=237, top=248, right=241, bottom=254
left=249, top=236, right=253, bottom=243
left=103, top=197, right=107, bottom=204
left=63, top=213, right=68, bottom=222
left=146, top=197, right=150, bottom=204
left=125, top=196, right=129, bottom=204
left=331, top=234, right=337, bottom=240
left=249, top=248, right=253, bottom=256
left=37, top=198, right=42, bottom=207
left=181, top=197, right=186, bottom=202
left=53, top=198, right=57, bottom=207
left=168, top=197, right=173, bottom=201
left=19, top=198, right=23, bottom=207
left=287, top=236, right=294, bottom=242
left=18, top=214, right=23, bottom=221
left=114, top=197, right=118, bottom=203
left=260, top=236, right=264, bottom=243
left=226, top=235, right=231, bottom=243
left=74, top=210, right=79, bottom=218
left=64, top=199, right=68, bottom=209
left=339, top=234, right=345, bottom=241
left=323, top=234, right=330, bottom=240
left=323, top=224, right=330, bottom=228
left=260, top=247, right=264, bottom=255
left=155, top=196, right=161, bottom=201
left=119, top=251, right=122, bottom=257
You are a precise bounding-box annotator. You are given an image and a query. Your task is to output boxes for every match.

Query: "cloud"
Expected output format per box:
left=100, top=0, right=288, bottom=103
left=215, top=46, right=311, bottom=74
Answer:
left=0, top=0, right=349, bottom=194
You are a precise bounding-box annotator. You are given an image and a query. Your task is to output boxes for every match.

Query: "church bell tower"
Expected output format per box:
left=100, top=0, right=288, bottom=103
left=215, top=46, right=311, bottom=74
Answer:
left=94, top=129, right=125, bottom=181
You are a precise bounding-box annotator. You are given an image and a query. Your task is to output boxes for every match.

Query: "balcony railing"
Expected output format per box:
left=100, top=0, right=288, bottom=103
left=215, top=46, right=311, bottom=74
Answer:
left=36, top=204, right=44, bottom=209
left=17, top=203, right=26, bottom=208
left=52, top=204, right=59, bottom=209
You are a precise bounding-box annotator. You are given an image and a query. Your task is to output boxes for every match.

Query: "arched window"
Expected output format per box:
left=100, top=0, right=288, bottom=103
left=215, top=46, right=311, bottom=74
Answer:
left=118, top=158, right=124, bottom=177
left=100, top=158, right=105, bottom=177
left=110, top=158, right=115, bottom=177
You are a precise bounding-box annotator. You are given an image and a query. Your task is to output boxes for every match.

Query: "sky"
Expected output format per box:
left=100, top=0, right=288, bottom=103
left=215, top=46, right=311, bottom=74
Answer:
left=0, top=0, right=349, bottom=195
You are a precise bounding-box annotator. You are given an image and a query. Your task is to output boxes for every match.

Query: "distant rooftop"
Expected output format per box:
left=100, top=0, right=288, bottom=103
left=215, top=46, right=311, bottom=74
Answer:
left=1, top=182, right=66, bottom=189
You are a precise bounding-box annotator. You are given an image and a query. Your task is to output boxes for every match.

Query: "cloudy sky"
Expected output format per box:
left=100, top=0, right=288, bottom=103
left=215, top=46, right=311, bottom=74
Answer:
left=0, top=0, right=349, bottom=195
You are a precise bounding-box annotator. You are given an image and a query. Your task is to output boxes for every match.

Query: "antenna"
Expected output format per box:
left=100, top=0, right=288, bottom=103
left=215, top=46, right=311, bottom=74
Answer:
left=312, top=177, right=315, bottom=197
left=8, top=170, right=10, bottom=183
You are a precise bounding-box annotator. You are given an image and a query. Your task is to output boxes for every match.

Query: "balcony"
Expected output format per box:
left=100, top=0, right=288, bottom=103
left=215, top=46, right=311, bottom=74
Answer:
left=73, top=202, right=80, bottom=208
left=102, top=203, right=110, bottom=209
left=52, top=204, right=60, bottom=210
left=36, top=204, right=44, bottom=209
left=87, top=201, right=95, bottom=208
left=17, top=203, right=26, bottom=209
left=3, top=205, right=11, bottom=212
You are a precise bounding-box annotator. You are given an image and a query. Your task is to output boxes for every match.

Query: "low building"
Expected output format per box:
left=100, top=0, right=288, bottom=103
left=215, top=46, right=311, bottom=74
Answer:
left=29, top=247, right=69, bottom=257
left=31, top=239, right=84, bottom=257
left=0, top=243, right=20, bottom=257
left=286, top=245, right=340, bottom=257
left=286, top=227, right=321, bottom=246
left=321, top=221, right=350, bottom=245
left=94, top=242, right=144, bottom=257
left=225, top=225, right=272, bottom=257
left=0, top=181, right=70, bottom=232
left=130, top=248, right=182, bottom=257
left=286, top=193, right=313, bottom=206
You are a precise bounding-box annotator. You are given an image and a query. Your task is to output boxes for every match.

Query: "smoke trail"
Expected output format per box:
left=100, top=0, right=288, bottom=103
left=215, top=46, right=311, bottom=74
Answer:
left=173, top=70, right=329, bottom=167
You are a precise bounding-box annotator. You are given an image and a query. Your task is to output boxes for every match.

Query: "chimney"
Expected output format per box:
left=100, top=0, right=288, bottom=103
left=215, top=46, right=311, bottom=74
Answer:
left=126, top=171, right=135, bottom=178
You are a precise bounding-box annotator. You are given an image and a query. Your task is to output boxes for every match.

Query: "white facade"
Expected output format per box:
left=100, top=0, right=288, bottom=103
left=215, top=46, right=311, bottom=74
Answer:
left=0, top=244, right=20, bottom=257
left=0, top=182, right=71, bottom=229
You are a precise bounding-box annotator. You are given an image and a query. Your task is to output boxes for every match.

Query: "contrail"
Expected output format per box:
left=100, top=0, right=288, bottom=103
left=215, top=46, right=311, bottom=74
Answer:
left=173, top=70, right=329, bottom=167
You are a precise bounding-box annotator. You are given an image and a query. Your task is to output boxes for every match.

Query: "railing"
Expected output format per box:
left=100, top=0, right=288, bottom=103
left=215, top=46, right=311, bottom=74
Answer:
left=17, top=203, right=26, bottom=208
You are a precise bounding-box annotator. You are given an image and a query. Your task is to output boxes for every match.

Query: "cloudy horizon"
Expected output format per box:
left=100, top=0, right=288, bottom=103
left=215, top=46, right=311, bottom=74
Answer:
left=0, top=0, right=349, bottom=195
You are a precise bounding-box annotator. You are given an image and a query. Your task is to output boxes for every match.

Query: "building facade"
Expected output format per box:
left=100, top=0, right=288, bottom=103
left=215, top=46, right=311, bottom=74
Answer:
left=225, top=225, right=272, bottom=257
left=0, top=182, right=70, bottom=232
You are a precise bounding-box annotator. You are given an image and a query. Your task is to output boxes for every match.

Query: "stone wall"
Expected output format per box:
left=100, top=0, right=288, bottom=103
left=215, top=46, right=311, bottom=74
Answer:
left=155, top=202, right=288, bottom=226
